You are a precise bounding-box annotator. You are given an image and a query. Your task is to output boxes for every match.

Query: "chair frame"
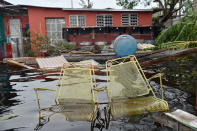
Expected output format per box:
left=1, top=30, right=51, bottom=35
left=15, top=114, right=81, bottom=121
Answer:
left=106, top=55, right=165, bottom=102
left=55, top=63, right=97, bottom=104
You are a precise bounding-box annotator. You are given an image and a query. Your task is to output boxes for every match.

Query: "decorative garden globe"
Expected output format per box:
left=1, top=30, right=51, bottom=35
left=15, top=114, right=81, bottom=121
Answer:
left=113, top=35, right=137, bottom=57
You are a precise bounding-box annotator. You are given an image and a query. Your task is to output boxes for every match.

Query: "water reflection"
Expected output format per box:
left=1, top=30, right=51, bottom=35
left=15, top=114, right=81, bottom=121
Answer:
left=35, top=96, right=170, bottom=131
left=35, top=96, right=110, bottom=131
left=0, top=64, right=10, bottom=88
left=0, top=64, right=19, bottom=115
left=110, top=98, right=169, bottom=120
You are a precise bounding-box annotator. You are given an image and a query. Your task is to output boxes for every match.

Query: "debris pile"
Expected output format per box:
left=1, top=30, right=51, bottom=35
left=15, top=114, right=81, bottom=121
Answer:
left=137, top=43, right=155, bottom=50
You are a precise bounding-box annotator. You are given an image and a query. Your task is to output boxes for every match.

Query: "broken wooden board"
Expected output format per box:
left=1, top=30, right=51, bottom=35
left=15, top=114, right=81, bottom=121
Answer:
left=63, top=53, right=117, bottom=63
left=36, top=55, right=68, bottom=69
left=4, top=57, right=36, bottom=63
left=165, top=109, right=197, bottom=130
left=6, top=59, right=35, bottom=69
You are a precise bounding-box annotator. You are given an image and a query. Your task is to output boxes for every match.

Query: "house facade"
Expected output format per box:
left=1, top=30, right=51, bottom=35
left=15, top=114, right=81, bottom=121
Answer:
left=0, top=0, right=153, bottom=57
left=27, top=7, right=153, bottom=46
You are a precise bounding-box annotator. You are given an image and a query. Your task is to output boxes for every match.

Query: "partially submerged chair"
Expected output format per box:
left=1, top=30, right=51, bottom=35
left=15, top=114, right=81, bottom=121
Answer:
left=34, top=62, right=99, bottom=129
left=55, top=62, right=98, bottom=104
left=106, top=55, right=169, bottom=117
left=35, top=61, right=98, bottom=104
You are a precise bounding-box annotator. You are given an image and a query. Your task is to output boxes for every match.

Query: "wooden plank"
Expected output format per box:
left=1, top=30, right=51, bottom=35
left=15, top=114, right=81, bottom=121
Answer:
left=36, top=55, right=68, bottom=69
left=165, top=109, right=197, bottom=130
left=152, top=112, right=195, bottom=131
left=3, top=57, right=36, bottom=63
left=6, top=59, right=34, bottom=69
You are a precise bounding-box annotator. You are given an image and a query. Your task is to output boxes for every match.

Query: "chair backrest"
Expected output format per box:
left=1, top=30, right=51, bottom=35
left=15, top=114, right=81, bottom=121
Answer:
left=106, top=55, right=153, bottom=101
left=56, top=62, right=96, bottom=104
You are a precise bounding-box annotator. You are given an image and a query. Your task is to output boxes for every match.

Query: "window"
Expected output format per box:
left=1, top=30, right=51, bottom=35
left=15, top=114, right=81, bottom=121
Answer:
left=46, top=18, right=65, bottom=43
left=121, top=14, right=138, bottom=26
left=96, top=14, right=112, bottom=26
left=69, top=15, right=85, bottom=27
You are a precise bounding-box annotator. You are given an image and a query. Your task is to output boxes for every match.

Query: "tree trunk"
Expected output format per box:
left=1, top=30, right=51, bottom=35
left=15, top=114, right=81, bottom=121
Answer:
left=194, top=0, right=197, bottom=12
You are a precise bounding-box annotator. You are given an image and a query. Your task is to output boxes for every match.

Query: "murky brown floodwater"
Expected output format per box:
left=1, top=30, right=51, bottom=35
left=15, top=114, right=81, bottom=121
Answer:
left=0, top=53, right=197, bottom=131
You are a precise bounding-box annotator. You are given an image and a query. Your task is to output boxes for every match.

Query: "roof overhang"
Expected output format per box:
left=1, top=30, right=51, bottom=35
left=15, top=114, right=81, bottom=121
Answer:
left=62, top=8, right=153, bottom=12
left=0, top=5, right=27, bottom=15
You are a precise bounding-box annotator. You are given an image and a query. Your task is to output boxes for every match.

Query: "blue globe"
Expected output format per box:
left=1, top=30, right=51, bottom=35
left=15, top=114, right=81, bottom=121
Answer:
left=114, top=35, right=137, bottom=57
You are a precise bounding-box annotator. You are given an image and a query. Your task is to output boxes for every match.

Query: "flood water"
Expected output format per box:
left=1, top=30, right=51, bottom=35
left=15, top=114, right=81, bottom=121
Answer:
left=0, top=53, right=197, bottom=131
left=144, top=53, right=197, bottom=105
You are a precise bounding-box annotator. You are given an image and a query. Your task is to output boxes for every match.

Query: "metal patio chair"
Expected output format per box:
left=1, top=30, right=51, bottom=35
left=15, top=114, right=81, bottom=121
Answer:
left=34, top=62, right=100, bottom=130
left=54, top=62, right=98, bottom=104
left=105, top=55, right=169, bottom=117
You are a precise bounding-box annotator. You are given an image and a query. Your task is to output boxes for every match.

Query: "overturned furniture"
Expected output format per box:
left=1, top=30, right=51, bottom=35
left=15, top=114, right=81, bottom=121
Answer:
left=106, top=55, right=169, bottom=117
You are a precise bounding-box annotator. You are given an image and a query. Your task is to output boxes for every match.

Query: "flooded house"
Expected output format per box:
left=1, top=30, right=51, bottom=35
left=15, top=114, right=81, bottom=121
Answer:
left=0, top=0, right=153, bottom=57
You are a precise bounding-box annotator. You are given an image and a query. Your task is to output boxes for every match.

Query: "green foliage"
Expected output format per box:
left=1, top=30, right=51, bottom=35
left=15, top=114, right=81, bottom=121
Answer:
left=56, top=41, right=75, bottom=53
left=145, top=41, right=197, bottom=51
left=116, top=0, right=193, bottom=26
left=30, top=32, right=75, bottom=56
left=27, top=50, right=35, bottom=57
left=116, top=0, right=140, bottom=9
left=156, top=13, right=197, bottom=45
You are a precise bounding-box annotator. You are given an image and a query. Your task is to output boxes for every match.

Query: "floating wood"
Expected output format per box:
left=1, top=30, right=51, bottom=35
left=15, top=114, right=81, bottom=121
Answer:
left=3, top=57, right=36, bottom=63
left=63, top=53, right=117, bottom=63
left=165, top=109, right=197, bottom=130
left=151, top=112, right=195, bottom=131
left=6, top=59, right=34, bottom=69
left=36, top=55, right=68, bottom=69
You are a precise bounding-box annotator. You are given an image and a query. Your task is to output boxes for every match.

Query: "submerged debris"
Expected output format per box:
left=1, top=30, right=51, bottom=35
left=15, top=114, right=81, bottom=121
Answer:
left=36, top=55, right=67, bottom=69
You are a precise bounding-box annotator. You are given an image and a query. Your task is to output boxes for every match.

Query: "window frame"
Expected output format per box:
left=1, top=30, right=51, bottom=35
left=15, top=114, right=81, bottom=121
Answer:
left=69, top=15, right=86, bottom=27
left=45, top=18, right=65, bottom=43
left=121, top=13, right=138, bottom=26
left=96, top=14, right=113, bottom=27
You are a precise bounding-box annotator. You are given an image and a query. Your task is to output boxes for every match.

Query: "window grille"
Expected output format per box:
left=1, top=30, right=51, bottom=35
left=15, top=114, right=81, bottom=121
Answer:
left=121, top=14, right=138, bottom=26
left=69, top=15, right=85, bottom=27
left=46, top=18, right=65, bottom=43
left=96, top=14, right=112, bottom=27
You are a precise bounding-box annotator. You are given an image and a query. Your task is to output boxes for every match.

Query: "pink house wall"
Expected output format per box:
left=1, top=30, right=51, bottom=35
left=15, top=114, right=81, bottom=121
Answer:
left=28, top=7, right=152, bottom=36
left=4, top=16, right=29, bottom=37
